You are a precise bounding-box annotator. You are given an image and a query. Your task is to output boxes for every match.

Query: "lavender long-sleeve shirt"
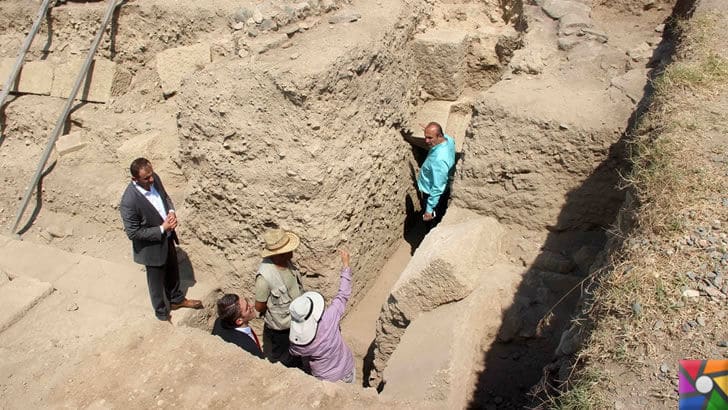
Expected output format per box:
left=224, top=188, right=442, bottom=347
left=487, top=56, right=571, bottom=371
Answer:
left=289, top=266, right=354, bottom=382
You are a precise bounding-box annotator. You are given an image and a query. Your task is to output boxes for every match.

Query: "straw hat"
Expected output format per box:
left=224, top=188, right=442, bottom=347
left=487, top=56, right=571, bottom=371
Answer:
left=289, top=291, right=325, bottom=346
left=260, top=228, right=300, bottom=258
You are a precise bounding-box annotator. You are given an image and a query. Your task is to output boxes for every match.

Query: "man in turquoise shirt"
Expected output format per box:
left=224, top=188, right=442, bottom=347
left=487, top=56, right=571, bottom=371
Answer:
left=418, top=122, right=456, bottom=223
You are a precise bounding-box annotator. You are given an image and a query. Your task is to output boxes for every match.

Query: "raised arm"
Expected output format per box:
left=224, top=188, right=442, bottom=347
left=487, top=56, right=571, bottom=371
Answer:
left=328, top=250, right=352, bottom=319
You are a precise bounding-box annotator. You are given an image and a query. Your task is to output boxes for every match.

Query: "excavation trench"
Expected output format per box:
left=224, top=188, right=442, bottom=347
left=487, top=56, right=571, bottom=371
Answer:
left=168, top=0, right=672, bottom=406
left=0, top=0, right=678, bottom=406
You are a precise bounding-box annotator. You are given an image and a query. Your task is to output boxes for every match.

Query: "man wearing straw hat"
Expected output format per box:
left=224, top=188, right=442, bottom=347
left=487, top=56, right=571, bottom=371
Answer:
left=288, top=249, right=355, bottom=383
left=254, top=228, right=304, bottom=367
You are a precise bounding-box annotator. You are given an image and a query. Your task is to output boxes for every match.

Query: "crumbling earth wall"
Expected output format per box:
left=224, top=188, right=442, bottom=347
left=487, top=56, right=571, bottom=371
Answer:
left=174, top=3, right=427, bottom=300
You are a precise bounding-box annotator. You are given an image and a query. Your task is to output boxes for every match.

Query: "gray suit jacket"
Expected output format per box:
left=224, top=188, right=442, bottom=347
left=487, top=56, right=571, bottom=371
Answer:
left=119, top=173, right=178, bottom=267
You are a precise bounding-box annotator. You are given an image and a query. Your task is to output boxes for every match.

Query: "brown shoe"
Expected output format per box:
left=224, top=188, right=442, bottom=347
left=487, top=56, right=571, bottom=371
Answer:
left=171, top=299, right=203, bottom=310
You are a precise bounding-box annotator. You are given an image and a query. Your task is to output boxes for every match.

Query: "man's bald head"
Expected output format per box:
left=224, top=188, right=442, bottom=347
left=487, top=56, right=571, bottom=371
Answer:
left=424, top=122, right=445, bottom=148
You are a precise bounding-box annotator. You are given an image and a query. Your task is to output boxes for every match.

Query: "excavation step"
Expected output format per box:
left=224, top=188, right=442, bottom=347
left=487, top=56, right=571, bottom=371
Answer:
left=0, top=272, right=54, bottom=333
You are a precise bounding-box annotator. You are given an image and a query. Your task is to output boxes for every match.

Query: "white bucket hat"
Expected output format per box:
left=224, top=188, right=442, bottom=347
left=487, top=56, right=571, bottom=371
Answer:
left=289, top=291, right=325, bottom=346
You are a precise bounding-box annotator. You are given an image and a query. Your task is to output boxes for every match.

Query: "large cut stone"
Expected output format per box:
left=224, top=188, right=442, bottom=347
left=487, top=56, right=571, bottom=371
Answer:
left=413, top=30, right=467, bottom=101
left=51, top=59, right=116, bottom=103
left=155, top=42, right=211, bottom=97
left=0, top=58, right=53, bottom=95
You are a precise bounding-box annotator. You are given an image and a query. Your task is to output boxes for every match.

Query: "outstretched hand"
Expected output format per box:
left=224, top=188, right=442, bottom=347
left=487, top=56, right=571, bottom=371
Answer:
left=339, top=249, right=350, bottom=268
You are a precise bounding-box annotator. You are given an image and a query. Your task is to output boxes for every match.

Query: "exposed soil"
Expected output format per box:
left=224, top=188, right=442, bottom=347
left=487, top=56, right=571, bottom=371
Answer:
left=0, top=0, right=703, bottom=407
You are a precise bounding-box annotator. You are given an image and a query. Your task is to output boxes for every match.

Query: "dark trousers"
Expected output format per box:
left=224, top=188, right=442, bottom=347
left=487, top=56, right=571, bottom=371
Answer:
left=263, top=326, right=302, bottom=368
left=145, top=239, right=183, bottom=320
left=422, top=187, right=451, bottom=232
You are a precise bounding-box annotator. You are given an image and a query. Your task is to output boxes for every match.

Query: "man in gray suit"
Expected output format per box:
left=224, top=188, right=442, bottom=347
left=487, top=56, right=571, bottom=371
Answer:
left=120, top=157, right=202, bottom=321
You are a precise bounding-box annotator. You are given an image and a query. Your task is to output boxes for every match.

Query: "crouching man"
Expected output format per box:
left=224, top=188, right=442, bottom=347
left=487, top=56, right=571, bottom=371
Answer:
left=288, top=250, right=355, bottom=383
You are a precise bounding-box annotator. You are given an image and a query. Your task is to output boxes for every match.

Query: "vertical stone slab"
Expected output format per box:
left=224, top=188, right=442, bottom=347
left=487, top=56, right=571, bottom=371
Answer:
left=412, top=30, right=468, bottom=101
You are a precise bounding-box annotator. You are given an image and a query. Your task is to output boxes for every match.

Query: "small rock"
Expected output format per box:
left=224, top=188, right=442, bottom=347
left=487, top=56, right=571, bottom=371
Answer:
left=654, top=23, right=665, bottom=32
left=232, top=21, right=245, bottom=31
left=717, top=340, right=728, bottom=347
left=659, top=363, right=669, bottom=373
left=696, top=316, right=706, bottom=326
left=652, top=320, right=664, bottom=330
left=682, top=289, right=700, bottom=298
left=253, top=8, right=263, bottom=24
left=328, top=11, right=362, bottom=24
left=712, top=220, right=721, bottom=230
left=632, top=301, right=642, bottom=316
left=687, top=320, right=698, bottom=328
left=559, top=123, right=569, bottom=130
left=290, top=53, right=300, bottom=60
left=66, top=303, right=79, bottom=311
left=643, top=0, right=656, bottom=10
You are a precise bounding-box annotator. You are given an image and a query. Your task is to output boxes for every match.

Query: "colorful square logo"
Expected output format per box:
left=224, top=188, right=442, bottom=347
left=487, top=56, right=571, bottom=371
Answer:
left=679, top=360, right=728, bottom=409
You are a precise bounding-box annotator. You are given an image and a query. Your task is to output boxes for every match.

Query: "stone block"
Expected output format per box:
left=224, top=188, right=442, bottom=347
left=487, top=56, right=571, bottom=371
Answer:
left=117, top=131, right=179, bottom=164
left=372, top=208, right=506, bottom=385
left=0, top=275, right=54, bottom=333
left=382, top=263, right=523, bottom=407
left=50, top=59, right=116, bottom=103
left=17, top=60, right=54, bottom=95
left=610, top=68, right=649, bottom=103
left=55, top=131, right=87, bottom=156
left=541, top=0, right=590, bottom=19
left=156, top=42, right=211, bottom=96
left=413, top=30, right=467, bottom=101
left=445, top=106, right=471, bottom=153
left=0, top=57, right=16, bottom=90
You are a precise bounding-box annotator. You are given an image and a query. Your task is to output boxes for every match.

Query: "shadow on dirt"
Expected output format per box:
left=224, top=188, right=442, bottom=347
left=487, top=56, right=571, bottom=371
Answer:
left=467, top=1, right=694, bottom=407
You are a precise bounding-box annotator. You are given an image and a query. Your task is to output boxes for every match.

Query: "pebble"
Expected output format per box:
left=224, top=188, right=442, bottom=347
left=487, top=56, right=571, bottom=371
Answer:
left=632, top=301, right=642, bottom=316
left=659, top=363, right=669, bottom=373
left=687, top=320, right=698, bottom=328
left=696, top=316, right=706, bottom=326
left=66, top=303, right=79, bottom=311
left=718, top=341, right=728, bottom=347
left=653, top=320, right=665, bottom=330
left=682, top=289, right=700, bottom=298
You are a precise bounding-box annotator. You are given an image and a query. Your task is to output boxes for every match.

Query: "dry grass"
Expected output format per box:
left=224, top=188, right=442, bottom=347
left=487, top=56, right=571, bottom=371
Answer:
left=553, top=12, right=728, bottom=409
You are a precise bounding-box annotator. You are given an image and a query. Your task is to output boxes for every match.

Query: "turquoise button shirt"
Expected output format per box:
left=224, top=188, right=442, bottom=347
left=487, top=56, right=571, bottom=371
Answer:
left=417, top=134, right=456, bottom=213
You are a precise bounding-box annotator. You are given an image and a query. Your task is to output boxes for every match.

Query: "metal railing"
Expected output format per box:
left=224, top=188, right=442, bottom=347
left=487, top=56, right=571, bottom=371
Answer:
left=10, top=0, right=122, bottom=235
left=0, top=0, right=54, bottom=133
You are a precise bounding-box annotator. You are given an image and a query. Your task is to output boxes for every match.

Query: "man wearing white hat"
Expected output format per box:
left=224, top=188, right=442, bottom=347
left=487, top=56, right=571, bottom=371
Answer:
left=254, top=228, right=304, bottom=367
left=288, top=250, right=355, bottom=383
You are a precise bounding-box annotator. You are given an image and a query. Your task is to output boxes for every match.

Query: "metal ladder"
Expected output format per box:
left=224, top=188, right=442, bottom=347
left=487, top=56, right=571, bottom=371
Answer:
left=9, top=0, right=123, bottom=235
left=0, top=0, right=54, bottom=128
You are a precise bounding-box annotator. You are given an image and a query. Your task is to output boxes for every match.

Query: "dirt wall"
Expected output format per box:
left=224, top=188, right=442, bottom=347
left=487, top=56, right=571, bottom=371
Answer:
left=174, top=3, right=427, bottom=300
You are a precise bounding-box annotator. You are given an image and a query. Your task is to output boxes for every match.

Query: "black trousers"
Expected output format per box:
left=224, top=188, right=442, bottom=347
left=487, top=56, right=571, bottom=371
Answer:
left=145, top=238, right=183, bottom=320
left=263, top=326, right=302, bottom=368
left=422, top=187, right=451, bottom=231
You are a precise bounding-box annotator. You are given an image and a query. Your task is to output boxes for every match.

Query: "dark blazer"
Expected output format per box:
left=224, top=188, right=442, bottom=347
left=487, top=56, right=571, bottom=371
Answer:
left=119, top=172, right=178, bottom=267
left=212, top=318, right=264, bottom=358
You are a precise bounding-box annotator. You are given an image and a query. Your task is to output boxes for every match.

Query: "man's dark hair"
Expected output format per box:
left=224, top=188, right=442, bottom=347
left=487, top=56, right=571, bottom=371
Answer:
left=130, top=157, right=151, bottom=178
left=217, top=293, right=241, bottom=329
left=426, top=122, right=444, bottom=138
